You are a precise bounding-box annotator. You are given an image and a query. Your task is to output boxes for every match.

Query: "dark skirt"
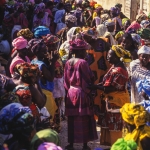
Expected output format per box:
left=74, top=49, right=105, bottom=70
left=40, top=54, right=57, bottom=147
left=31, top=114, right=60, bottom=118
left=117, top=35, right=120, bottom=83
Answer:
left=68, top=115, right=98, bottom=143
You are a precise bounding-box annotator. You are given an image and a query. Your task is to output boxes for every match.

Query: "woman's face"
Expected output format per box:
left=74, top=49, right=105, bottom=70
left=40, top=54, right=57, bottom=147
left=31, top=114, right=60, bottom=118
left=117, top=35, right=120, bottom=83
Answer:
left=37, top=46, right=48, bottom=59
left=124, top=20, right=131, bottom=30
left=48, top=43, right=58, bottom=52
left=107, top=49, right=118, bottom=64
left=121, top=37, right=132, bottom=50
left=139, top=53, right=150, bottom=67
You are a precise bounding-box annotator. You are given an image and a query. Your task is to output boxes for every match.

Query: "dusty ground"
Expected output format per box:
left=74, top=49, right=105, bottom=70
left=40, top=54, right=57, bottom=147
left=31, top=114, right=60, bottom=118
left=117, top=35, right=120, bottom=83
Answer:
left=59, top=120, right=110, bottom=150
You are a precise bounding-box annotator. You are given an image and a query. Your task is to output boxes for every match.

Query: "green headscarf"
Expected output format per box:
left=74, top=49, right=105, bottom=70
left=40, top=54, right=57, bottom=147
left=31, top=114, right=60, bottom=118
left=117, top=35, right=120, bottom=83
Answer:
left=122, top=18, right=129, bottom=26
left=111, top=138, right=137, bottom=150
left=30, top=129, right=60, bottom=150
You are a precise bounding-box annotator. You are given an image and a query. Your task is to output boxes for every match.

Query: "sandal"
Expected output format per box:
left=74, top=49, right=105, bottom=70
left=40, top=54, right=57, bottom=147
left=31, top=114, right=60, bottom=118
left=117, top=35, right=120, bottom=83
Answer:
left=65, top=145, right=75, bottom=150
left=82, top=146, right=91, bottom=150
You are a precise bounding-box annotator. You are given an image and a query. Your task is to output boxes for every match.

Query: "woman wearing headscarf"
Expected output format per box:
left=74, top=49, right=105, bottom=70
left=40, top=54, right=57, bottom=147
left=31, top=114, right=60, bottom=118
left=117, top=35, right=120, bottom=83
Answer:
left=96, top=23, right=116, bottom=46
left=121, top=33, right=138, bottom=60
left=43, top=34, right=65, bottom=132
left=64, top=39, right=98, bottom=150
left=0, top=103, right=36, bottom=150
left=11, top=2, right=28, bottom=40
left=82, top=28, right=110, bottom=122
left=130, top=45, right=150, bottom=103
left=31, top=41, right=58, bottom=121
left=56, top=14, right=77, bottom=45
left=120, top=103, right=150, bottom=150
left=89, top=45, right=130, bottom=145
left=54, top=3, right=66, bottom=34
left=110, top=7, right=122, bottom=34
left=9, top=36, right=30, bottom=77
left=13, top=63, right=42, bottom=122
left=33, top=2, right=50, bottom=29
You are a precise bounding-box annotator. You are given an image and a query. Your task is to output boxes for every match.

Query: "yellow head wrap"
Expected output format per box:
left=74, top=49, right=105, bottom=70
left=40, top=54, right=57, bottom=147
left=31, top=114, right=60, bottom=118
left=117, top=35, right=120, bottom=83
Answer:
left=94, top=4, right=102, bottom=9
left=122, top=18, right=130, bottom=26
left=115, top=31, right=124, bottom=40
left=120, top=103, right=147, bottom=128
left=111, top=45, right=131, bottom=63
left=120, top=103, right=150, bottom=150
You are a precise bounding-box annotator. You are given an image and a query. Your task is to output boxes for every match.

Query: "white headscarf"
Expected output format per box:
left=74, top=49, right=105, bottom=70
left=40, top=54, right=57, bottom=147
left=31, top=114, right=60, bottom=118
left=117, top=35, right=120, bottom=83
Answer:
left=96, top=24, right=107, bottom=37
left=137, top=45, right=150, bottom=55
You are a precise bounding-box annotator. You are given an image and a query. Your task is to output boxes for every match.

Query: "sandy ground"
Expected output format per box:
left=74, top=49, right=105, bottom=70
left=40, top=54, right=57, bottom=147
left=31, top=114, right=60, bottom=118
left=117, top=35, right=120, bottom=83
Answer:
left=59, top=120, right=110, bottom=150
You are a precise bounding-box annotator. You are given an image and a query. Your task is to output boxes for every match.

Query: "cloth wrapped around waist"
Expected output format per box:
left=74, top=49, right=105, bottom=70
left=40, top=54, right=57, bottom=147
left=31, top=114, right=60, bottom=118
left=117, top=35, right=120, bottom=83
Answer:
left=103, top=90, right=130, bottom=107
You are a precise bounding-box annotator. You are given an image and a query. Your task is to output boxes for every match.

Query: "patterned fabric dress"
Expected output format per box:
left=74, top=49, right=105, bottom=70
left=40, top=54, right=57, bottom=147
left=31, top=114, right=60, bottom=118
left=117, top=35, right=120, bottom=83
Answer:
left=64, top=59, right=98, bottom=143
left=86, top=38, right=110, bottom=114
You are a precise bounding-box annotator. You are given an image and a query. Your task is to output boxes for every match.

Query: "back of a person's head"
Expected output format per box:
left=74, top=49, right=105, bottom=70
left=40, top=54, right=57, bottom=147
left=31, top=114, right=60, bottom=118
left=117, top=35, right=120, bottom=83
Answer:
left=58, top=3, right=64, bottom=9
left=46, top=1, right=53, bottom=7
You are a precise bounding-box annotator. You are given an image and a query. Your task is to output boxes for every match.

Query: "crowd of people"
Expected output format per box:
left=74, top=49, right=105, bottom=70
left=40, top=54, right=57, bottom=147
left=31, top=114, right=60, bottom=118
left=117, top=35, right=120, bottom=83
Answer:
left=0, top=0, right=150, bottom=150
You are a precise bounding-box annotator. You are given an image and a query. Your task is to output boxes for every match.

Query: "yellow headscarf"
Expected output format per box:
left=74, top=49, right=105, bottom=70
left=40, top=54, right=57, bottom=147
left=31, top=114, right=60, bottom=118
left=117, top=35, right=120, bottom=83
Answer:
left=115, top=31, right=124, bottom=40
left=111, top=45, right=131, bottom=63
left=122, top=18, right=130, bottom=26
left=120, top=103, right=150, bottom=150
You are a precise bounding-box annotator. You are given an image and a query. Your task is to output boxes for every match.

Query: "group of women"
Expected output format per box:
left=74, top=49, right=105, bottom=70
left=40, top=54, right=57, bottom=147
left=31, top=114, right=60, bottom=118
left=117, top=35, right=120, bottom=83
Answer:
left=0, top=0, right=150, bottom=150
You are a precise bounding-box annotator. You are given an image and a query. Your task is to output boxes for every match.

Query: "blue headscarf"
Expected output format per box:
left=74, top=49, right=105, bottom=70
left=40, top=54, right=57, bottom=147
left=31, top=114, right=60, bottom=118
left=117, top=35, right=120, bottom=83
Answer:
left=34, top=26, right=50, bottom=38
left=0, top=103, right=34, bottom=136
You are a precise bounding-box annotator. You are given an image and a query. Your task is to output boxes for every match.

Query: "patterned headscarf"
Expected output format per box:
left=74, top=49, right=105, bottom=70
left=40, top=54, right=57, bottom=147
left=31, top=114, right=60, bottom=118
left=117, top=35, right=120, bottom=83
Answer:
left=110, top=7, right=120, bottom=16
left=131, top=33, right=141, bottom=46
left=136, top=13, right=147, bottom=23
left=0, top=103, right=34, bottom=135
left=43, top=34, right=60, bottom=46
left=38, top=142, right=62, bottom=150
left=111, top=45, right=131, bottom=63
left=34, top=26, right=50, bottom=38
left=69, top=39, right=88, bottom=50
left=122, top=18, right=130, bottom=26
left=16, top=62, right=40, bottom=77
left=17, top=28, right=33, bottom=39
left=12, top=36, right=28, bottom=50
left=34, top=2, right=45, bottom=14
left=140, top=20, right=150, bottom=28
left=65, top=14, right=77, bottom=23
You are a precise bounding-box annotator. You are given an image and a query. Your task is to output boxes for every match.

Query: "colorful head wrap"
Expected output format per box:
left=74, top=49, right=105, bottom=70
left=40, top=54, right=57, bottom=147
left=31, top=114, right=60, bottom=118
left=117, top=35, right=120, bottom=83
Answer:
left=110, top=7, right=120, bottom=16
left=82, top=28, right=97, bottom=38
left=104, top=19, right=115, bottom=27
left=43, top=34, right=60, bottom=46
left=111, top=138, right=137, bottom=150
left=69, top=39, right=88, bottom=50
left=125, top=21, right=141, bottom=33
left=131, top=33, right=141, bottom=46
left=94, top=3, right=102, bottom=9
left=122, top=18, right=130, bottom=26
left=34, top=26, right=50, bottom=38
left=15, top=62, right=40, bottom=77
left=34, top=2, right=45, bottom=14
left=17, top=28, right=33, bottom=39
left=38, top=142, right=62, bottom=150
left=120, top=103, right=148, bottom=128
left=0, top=103, right=34, bottom=135
left=30, top=129, right=60, bottom=150
left=137, top=45, right=150, bottom=55
left=12, top=36, right=28, bottom=50
left=65, top=14, right=77, bottom=23
left=115, top=31, right=124, bottom=40
left=111, top=45, right=131, bottom=63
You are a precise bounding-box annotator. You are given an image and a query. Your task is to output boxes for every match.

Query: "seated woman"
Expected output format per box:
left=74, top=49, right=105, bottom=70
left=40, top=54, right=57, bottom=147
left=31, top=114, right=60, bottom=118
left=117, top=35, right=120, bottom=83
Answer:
left=90, top=45, right=131, bottom=145
left=120, top=103, right=150, bottom=150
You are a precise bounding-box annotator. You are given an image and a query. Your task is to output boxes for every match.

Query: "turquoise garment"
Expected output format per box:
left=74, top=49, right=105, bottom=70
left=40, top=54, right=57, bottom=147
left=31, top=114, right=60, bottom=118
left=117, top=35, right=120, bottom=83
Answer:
left=31, top=59, right=54, bottom=92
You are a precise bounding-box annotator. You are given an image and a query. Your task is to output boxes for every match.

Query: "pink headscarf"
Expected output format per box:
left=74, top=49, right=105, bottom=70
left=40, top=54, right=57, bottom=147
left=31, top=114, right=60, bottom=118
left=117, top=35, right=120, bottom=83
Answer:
left=125, top=21, right=141, bottom=33
left=12, top=36, right=28, bottom=50
left=37, top=142, right=62, bottom=150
